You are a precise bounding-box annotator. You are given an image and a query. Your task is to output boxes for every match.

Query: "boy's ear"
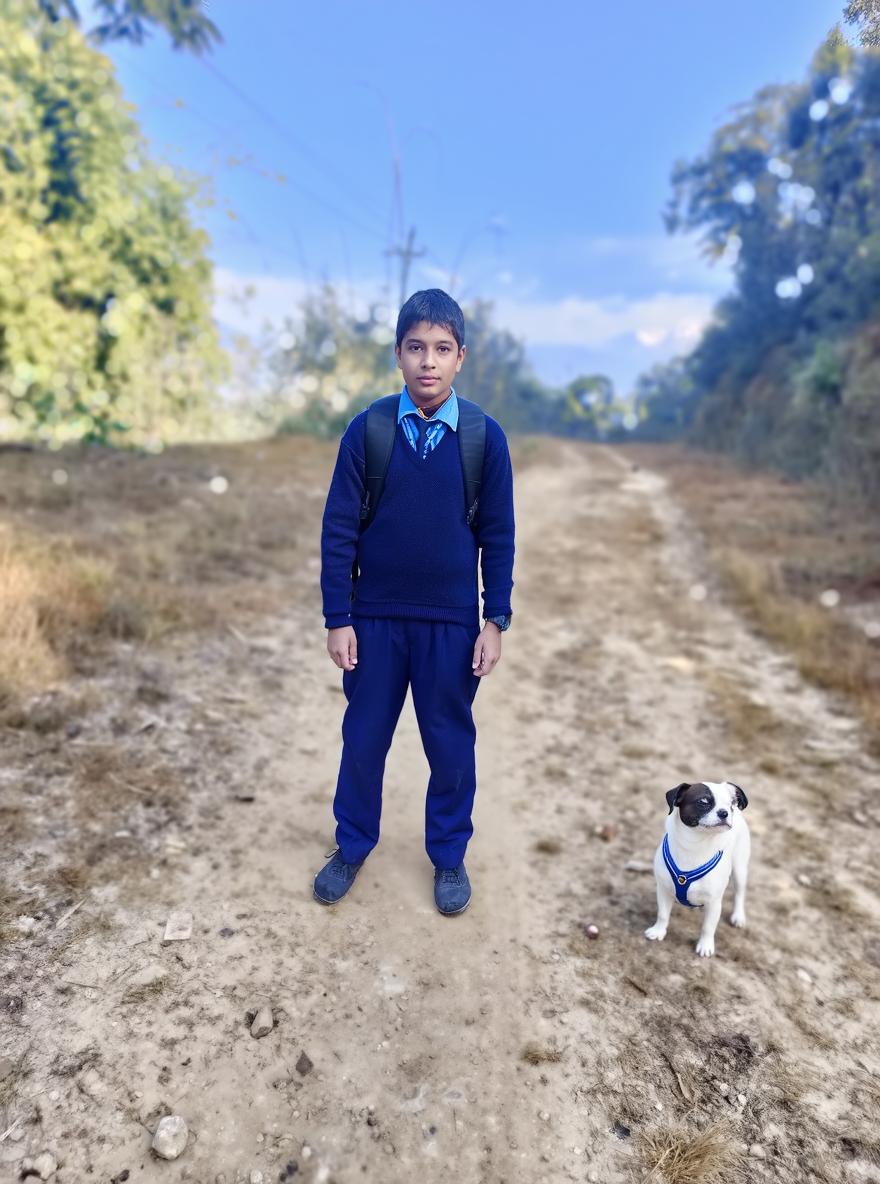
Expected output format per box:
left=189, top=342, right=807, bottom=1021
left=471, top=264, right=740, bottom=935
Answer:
left=394, top=344, right=402, bottom=369
left=665, top=783, right=690, bottom=814
left=456, top=343, right=467, bottom=372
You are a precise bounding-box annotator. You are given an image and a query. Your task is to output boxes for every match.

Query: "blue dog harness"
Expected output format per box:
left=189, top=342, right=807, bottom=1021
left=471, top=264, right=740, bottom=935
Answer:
left=662, top=834, right=723, bottom=908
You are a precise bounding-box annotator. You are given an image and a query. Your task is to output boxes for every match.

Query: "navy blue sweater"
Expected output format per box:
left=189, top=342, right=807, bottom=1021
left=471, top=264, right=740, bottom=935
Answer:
left=321, top=400, right=515, bottom=629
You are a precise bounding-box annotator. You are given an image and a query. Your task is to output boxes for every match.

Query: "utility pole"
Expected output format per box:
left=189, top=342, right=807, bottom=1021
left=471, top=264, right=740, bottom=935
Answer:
left=386, top=226, right=426, bottom=309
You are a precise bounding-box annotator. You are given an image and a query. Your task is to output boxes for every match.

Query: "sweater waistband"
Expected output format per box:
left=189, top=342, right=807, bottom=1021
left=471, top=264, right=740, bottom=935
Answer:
left=351, top=599, right=479, bottom=628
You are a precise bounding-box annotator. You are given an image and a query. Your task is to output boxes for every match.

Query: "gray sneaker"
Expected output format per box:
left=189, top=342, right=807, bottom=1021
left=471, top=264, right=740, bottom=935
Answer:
left=313, top=848, right=364, bottom=904
left=433, top=863, right=471, bottom=915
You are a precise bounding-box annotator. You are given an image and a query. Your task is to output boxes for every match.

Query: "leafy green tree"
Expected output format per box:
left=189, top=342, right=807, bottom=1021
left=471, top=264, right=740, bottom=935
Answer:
left=35, top=0, right=221, bottom=53
left=264, top=289, right=569, bottom=438
left=269, top=286, right=398, bottom=440
left=654, top=30, right=880, bottom=498
left=843, top=0, right=880, bottom=47
left=0, top=0, right=227, bottom=445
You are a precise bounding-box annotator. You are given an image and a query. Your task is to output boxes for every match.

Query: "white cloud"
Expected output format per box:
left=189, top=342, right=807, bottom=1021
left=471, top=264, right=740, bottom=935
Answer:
left=212, top=267, right=310, bottom=334
left=212, top=267, right=394, bottom=335
left=493, top=291, right=717, bottom=349
left=212, top=265, right=718, bottom=361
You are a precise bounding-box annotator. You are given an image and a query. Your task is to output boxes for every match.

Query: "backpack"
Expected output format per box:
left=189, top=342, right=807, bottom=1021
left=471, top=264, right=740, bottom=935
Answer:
left=350, top=393, right=487, bottom=590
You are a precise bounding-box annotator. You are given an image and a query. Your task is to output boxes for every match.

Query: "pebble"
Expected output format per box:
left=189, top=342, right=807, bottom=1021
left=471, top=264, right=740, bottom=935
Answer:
left=301, top=1146, right=313, bottom=1161
left=163, top=910, right=193, bottom=943
left=250, top=1007, right=274, bottom=1039
left=584, top=924, right=600, bottom=940
left=151, top=1114, right=189, bottom=1160
left=249, top=1173, right=264, bottom=1184
left=296, top=1051, right=314, bottom=1076
left=623, top=859, right=653, bottom=873
left=796, top=968, right=813, bottom=985
left=796, top=873, right=812, bottom=887
left=14, top=916, right=37, bottom=935
left=717, top=1081, right=730, bottom=1096
left=19, top=1152, right=57, bottom=1180
left=538, top=1110, right=550, bottom=1122
left=749, top=1143, right=766, bottom=1159
left=737, top=1093, right=747, bottom=1105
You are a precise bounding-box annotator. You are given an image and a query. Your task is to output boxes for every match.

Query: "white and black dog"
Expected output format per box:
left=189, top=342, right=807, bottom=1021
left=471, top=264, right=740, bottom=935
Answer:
left=644, top=780, right=750, bottom=958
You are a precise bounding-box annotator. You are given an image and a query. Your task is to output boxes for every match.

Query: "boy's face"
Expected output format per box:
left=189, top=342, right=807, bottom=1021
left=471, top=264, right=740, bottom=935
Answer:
left=395, top=321, right=466, bottom=407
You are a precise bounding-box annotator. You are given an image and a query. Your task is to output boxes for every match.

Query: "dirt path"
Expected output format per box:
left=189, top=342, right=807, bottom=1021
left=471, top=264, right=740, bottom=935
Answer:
left=3, top=440, right=879, bottom=1183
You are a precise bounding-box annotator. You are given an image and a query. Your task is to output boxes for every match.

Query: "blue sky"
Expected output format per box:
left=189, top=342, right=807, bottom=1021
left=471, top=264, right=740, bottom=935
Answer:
left=101, top=0, right=845, bottom=393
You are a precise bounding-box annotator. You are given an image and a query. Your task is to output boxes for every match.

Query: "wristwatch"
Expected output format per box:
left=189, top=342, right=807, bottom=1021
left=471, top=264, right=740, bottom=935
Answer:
left=484, top=614, right=512, bottom=632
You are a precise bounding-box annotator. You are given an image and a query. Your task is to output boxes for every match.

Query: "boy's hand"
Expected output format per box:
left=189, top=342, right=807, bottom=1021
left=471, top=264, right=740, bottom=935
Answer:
left=327, top=626, right=358, bottom=671
left=472, top=623, right=502, bottom=677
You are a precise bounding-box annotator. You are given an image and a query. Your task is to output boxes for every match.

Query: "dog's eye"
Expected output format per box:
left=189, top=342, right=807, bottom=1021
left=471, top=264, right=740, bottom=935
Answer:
left=698, top=798, right=710, bottom=806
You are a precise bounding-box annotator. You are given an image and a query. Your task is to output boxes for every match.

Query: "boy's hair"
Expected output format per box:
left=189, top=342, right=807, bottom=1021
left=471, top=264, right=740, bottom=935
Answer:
left=395, top=289, right=465, bottom=350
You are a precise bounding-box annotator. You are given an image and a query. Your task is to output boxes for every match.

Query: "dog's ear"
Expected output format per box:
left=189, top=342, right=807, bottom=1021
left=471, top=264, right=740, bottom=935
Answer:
left=665, top=783, right=690, bottom=814
left=730, top=782, right=748, bottom=811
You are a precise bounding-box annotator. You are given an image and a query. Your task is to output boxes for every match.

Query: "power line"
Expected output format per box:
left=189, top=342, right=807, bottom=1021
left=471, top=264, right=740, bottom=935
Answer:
left=198, top=57, right=390, bottom=241
left=116, top=55, right=389, bottom=246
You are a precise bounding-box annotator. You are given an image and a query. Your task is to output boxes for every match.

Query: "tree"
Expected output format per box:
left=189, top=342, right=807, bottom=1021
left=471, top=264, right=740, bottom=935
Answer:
left=843, top=1, right=880, bottom=47
left=653, top=29, right=880, bottom=498
left=263, top=289, right=569, bottom=439
left=35, top=0, right=222, bottom=53
left=269, top=286, right=398, bottom=440
left=0, top=1, right=227, bottom=445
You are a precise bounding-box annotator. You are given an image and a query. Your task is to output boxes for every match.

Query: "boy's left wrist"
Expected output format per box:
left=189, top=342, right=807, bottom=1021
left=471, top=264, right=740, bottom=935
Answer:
left=483, top=613, right=511, bottom=633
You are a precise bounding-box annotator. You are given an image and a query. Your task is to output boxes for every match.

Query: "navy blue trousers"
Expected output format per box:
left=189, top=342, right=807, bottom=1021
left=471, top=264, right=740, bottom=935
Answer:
left=333, top=616, right=482, bottom=869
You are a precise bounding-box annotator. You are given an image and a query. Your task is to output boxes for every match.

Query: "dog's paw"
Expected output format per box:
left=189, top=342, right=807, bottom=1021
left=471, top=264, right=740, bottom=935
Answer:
left=730, top=909, right=746, bottom=928
left=695, top=936, right=715, bottom=957
left=644, top=924, right=667, bottom=942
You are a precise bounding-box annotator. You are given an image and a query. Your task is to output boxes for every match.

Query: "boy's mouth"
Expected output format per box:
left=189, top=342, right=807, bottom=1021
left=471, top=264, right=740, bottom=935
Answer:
left=418, top=377, right=438, bottom=385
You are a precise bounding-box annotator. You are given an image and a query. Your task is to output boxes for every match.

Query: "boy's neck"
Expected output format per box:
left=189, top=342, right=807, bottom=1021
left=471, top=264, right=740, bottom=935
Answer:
left=410, top=387, right=453, bottom=418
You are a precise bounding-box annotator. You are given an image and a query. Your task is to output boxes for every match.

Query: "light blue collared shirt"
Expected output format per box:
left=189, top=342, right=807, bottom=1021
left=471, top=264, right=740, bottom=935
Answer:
left=397, top=385, right=458, bottom=459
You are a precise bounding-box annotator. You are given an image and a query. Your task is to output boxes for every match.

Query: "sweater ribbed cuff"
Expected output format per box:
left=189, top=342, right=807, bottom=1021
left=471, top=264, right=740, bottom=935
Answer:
left=482, top=603, right=512, bottom=618
left=325, top=614, right=353, bottom=629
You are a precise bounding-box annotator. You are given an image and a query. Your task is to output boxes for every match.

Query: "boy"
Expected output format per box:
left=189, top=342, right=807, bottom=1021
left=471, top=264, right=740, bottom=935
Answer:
left=315, top=289, right=515, bottom=915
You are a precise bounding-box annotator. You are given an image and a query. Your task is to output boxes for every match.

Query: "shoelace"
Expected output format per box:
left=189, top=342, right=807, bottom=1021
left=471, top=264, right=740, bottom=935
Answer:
left=437, top=868, right=462, bottom=885
left=325, top=848, right=356, bottom=880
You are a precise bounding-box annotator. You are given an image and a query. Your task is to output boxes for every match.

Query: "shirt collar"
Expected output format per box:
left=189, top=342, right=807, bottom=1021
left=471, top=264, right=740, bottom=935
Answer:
left=398, top=385, right=459, bottom=431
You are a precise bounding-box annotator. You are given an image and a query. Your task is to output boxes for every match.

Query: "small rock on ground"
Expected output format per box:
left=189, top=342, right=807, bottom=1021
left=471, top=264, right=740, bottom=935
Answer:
left=151, top=1115, right=189, bottom=1160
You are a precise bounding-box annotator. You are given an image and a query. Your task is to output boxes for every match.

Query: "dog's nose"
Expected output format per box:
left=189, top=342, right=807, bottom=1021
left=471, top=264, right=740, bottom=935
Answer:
left=717, top=809, right=729, bottom=820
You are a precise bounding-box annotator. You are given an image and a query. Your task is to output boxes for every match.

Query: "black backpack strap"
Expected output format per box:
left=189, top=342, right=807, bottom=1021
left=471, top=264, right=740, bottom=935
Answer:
left=361, top=394, right=399, bottom=530
left=351, top=395, right=399, bottom=595
left=455, top=396, right=487, bottom=526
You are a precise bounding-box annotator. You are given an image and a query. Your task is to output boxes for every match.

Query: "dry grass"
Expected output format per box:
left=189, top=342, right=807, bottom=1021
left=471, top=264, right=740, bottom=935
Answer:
left=0, top=435, right=334, bottom=712
left=521, top=1041, right=564, bottom=1065
left=704, top=670, right=791, bottom=749
left=620, top=443, right=880, bottom=742
left=0, top=1050, right=27, bottom=1109
left=640, top=1122, right=738, bottom=1184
